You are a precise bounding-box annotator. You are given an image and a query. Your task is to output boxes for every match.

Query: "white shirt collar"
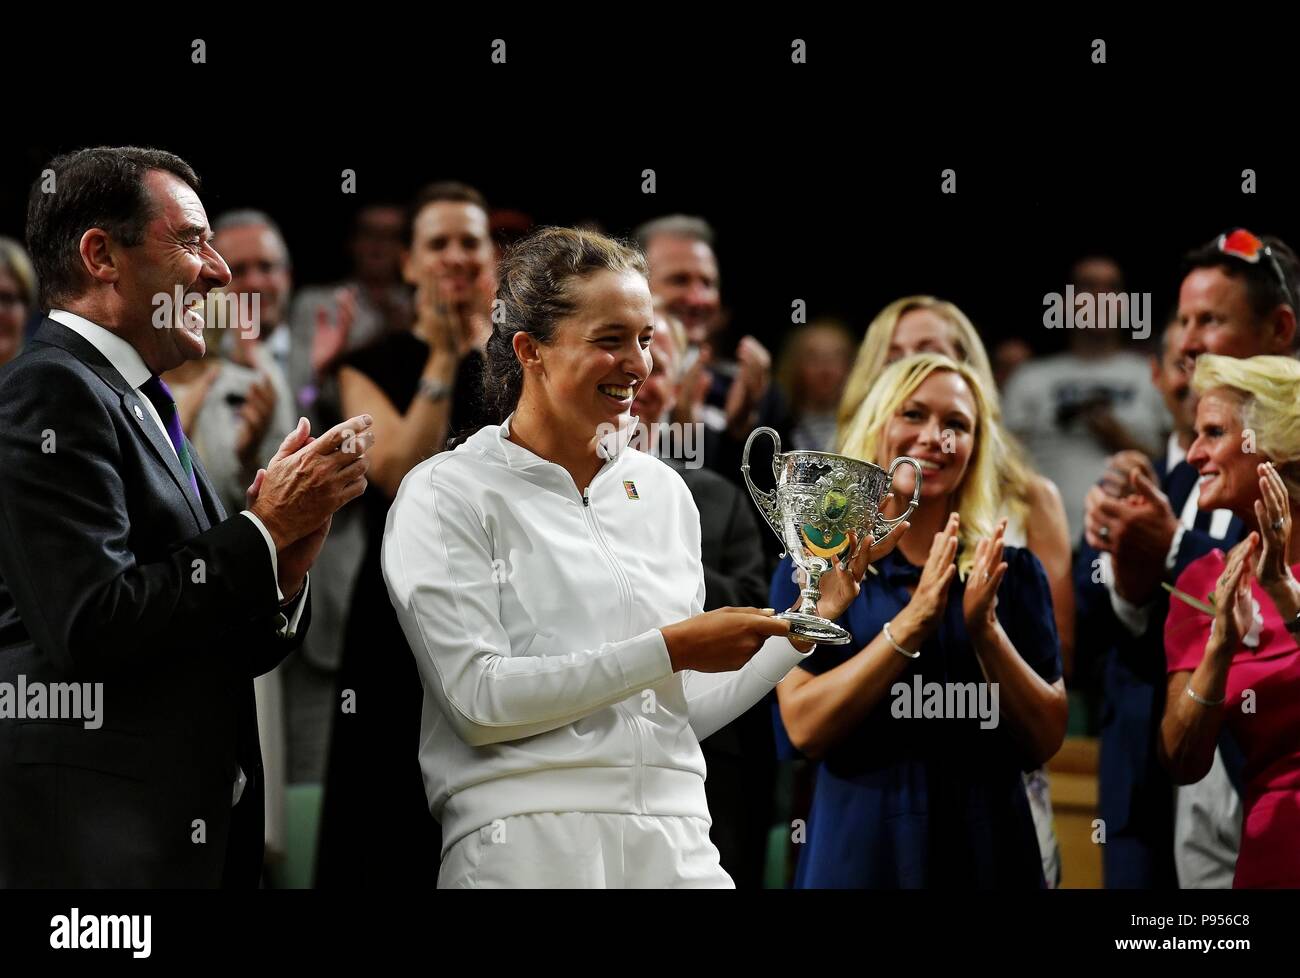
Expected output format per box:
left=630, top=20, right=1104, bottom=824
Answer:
left=1166, top=431, right=1188, bottom=473
left=48, top=309, right=153, bottom=389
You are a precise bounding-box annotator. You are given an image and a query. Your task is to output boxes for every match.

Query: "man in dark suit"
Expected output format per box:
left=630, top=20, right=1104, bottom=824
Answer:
left=634, top=314, right=774, bottom=888
left=0, top=146, right=374, bottom=887
left=1079, top=231, right=1299, bottom=888
left=1075, top=453, right=1242, bottom=888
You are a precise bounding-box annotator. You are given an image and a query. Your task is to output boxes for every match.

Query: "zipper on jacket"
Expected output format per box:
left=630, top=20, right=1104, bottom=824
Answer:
left=576, top=478, right=645, bottom=811
left=583, top=494, right=634, bottom=641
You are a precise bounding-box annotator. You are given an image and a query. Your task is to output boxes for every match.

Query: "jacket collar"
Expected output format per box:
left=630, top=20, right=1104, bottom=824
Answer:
left=31, top=315, right=137, bottom=395
left=46, top=309, right=153, bottom=390
left=490, top=411, right=641, bottom=470
left=30, top=315, right=211, bottom=531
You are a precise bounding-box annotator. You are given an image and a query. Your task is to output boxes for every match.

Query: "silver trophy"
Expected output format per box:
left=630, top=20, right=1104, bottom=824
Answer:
left=742, top=427, right=922, bottom=645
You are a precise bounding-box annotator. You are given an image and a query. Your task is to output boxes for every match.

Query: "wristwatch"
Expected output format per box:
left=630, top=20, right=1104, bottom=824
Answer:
left=418, top=377, right=453, bottom=402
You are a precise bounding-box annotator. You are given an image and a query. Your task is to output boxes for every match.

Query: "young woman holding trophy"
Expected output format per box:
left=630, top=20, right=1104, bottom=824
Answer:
left=771, top=353, right=1068, bottom=888
left=380, top=227, right=900, bottom=888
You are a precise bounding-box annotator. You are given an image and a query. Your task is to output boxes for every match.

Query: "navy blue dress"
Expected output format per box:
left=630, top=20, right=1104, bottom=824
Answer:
left=770, top=545, right=1061, bottom=888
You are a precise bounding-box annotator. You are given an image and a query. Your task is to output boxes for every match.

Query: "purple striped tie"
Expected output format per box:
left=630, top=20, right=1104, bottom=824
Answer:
left=139, top=375, right=201, bottom=501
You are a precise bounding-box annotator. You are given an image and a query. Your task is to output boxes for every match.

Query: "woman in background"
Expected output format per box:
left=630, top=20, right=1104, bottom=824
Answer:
left=837, top=297, right=1073, bottom=669
left=773, top=353, right=1067, bottom=887
left=0, top=238, right=37, bottom=368
left=1162, top=354, right=1300, bottom=888
left=834, top=296, right=1072, bottom=885
left=316, top=183, right=498, bottom=888
left=773, top=319, right=856, bottom=452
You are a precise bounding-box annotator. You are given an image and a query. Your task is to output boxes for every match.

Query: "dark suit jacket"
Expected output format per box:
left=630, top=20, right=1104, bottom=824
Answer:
left=1074, top=459, right=1243, bottom=864
left=678, top=464, right=771, bottom=613
left=675, top=462, right=774, bottom=887
left=672, top=461, right=772, bottom=756
left=0, top=319, right=309, bottom=887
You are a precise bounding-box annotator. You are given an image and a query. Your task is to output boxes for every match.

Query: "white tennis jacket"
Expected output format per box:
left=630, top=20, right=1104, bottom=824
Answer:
left=382, top=414, right=810, bottom=855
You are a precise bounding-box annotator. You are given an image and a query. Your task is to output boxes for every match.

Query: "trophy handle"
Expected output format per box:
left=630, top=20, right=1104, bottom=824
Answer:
left=871, top=456, right=923, bottom=545
left=741, top=426, right=786, bottom=550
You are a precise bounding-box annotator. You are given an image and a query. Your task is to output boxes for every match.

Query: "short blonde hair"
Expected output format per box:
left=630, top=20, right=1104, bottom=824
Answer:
left=840, top=352, right=999, bottom=579
left=1192, top=354, right=1300, bottom=503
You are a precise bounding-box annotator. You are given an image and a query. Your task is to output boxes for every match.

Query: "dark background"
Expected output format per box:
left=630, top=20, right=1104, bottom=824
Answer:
left=4, top=24, right=1293, bottom=357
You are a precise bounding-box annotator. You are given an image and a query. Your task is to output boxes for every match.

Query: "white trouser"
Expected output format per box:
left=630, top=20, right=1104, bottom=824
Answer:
left=1173, top=747, right=1242, bottom=888
left=438, top=812, right=734, bottom=889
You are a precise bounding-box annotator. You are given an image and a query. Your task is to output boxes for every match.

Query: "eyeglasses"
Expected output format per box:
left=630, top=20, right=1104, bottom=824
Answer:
left=1216, top=228, right=1297, bottom=310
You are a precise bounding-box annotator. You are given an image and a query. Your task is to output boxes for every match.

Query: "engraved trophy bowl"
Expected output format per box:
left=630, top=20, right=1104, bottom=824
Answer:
left=741, top=427, right=922, bottom=645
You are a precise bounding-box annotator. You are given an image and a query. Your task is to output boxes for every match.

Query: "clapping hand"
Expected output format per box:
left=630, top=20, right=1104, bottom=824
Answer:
left=892, top=512, right=960, bottom=639
left=312, top=286, right=357, bottom=377
left=724, top=336, right=771, bottom=435
left=1209, top=533, right=1259, bottom=656
left=1253, top=461, right=1300, bottom=620
left=234, top=372, right=278, bottom=469
left=413, top=276, right=466, bottom=358
left=963, top=518, right=1009, bottom=633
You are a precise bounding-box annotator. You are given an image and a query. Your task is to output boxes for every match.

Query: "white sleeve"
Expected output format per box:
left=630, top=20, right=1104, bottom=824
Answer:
left=241, top=509, right=284, bottom=601
left=1099, top=528, right=1186, bottom=637
left=1108, top=583, right=1151, bottom=636
left=382, top=468, right=673, bottom=748
left=677, top=491, right=811, bottom=742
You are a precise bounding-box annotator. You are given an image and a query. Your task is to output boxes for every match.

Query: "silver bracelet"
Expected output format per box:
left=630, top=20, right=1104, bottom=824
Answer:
left=1185, top=683, right=1225, bottom=707
left=883, top=620, right=920, bottom=660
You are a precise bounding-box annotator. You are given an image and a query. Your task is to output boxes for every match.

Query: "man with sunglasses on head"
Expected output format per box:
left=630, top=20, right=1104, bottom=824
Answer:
left=1081, top=229, right=1299, bottom=889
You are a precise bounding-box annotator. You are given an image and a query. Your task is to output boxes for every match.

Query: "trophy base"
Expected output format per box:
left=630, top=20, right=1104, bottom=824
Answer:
left=778, top=611, right=851, bottom=645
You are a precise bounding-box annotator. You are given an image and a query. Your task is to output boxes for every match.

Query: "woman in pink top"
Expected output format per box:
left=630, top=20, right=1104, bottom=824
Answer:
left=1161, top=354, right=1300, bottom=888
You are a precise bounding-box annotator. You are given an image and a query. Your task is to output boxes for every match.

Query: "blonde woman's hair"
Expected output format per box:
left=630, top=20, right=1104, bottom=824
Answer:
left=0, top=237, right=37, bottom=308
left=1192, top=354, right=1300, bottom=503
left=836, top=295, right=1034, bottom=526
left=840, top=352, right=999, bottom=579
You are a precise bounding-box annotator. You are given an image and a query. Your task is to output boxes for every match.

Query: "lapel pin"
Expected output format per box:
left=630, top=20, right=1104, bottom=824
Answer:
left=133, top=403, right=144, bottom=420
left=623, top=480, right=639, bottom=500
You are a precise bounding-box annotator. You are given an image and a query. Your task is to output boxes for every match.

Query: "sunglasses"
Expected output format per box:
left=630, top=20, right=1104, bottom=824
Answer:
left=1217, top=228, right=1297, bottom=310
